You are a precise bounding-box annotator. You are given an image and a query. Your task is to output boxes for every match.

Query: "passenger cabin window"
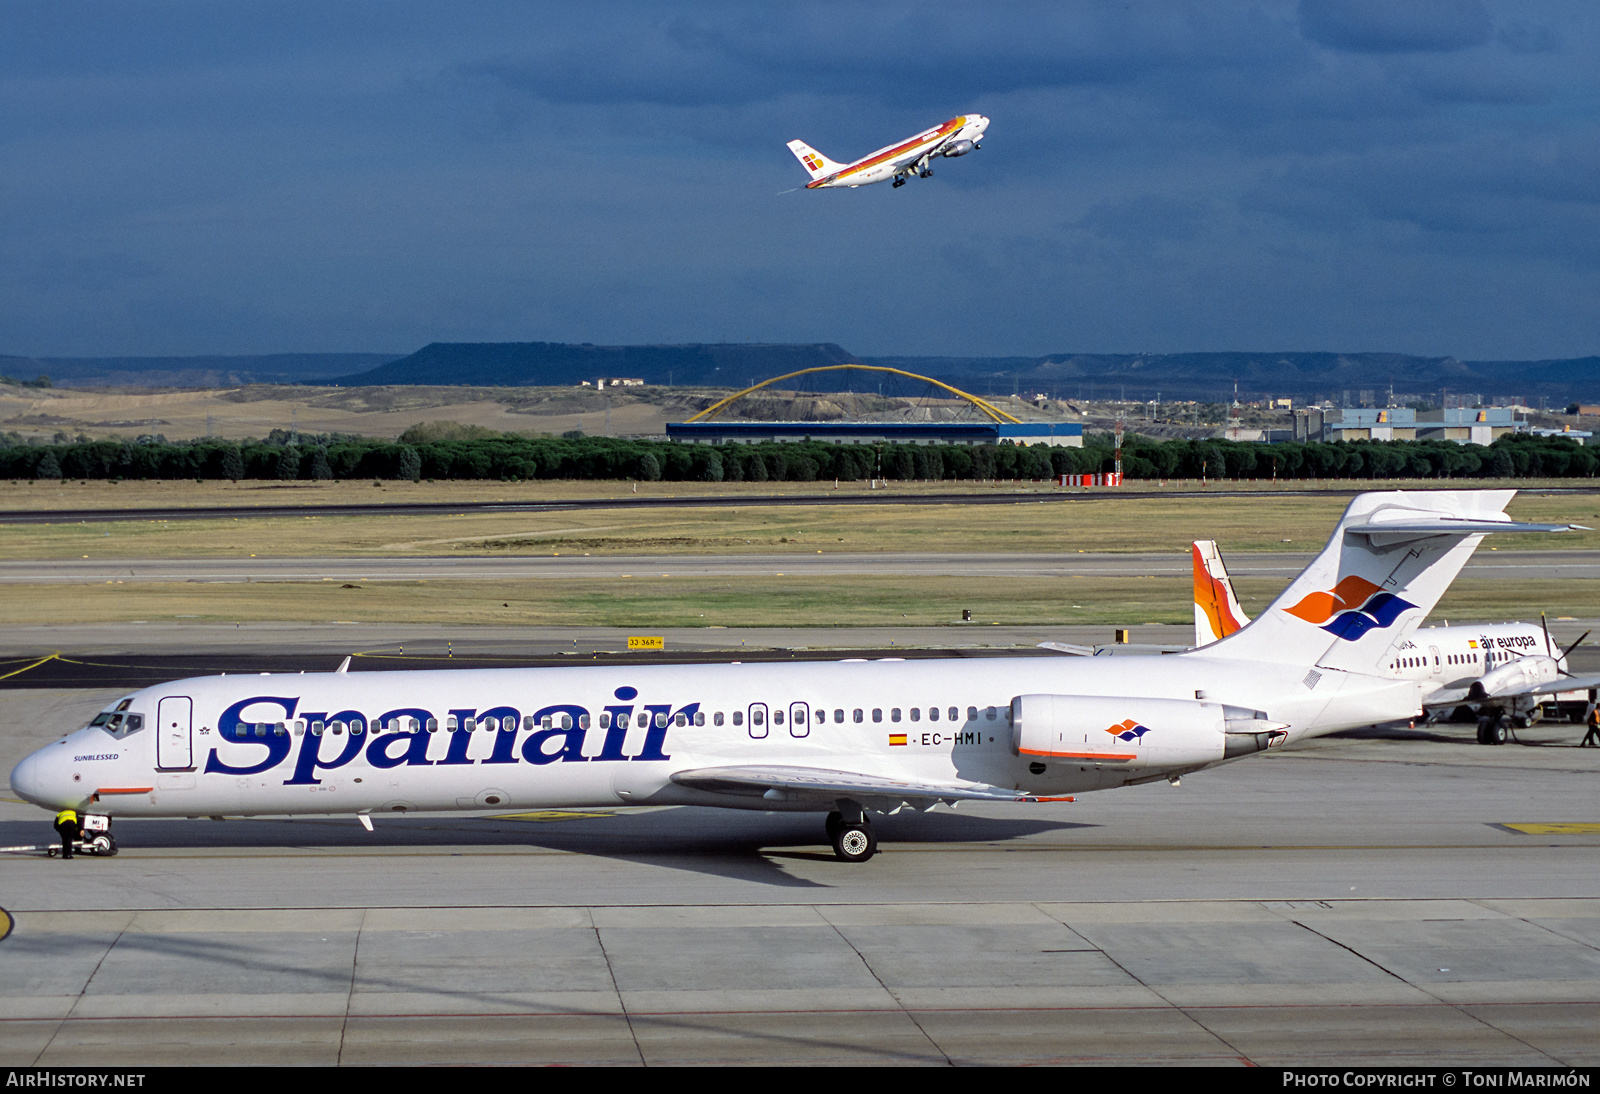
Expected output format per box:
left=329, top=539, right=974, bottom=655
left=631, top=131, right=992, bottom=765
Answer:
left=714, top=712, right=724, bottom=726
left=872, top=709, right=883, bottom=723
left=733, top=710, right=743, bottom=726
left=853, top=709, right=863, bottom=723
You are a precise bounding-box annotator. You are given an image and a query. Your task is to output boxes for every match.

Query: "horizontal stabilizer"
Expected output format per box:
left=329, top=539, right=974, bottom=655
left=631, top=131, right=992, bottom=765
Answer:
left=1346, top=515, right=1587, bottom=548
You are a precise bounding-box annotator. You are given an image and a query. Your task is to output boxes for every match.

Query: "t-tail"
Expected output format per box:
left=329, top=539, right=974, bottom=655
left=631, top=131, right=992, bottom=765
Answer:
left=786, top=140, right=843, bottom=182
left=1198, top=490, right=1582, bottom=673
left=1193, top=540, right=1249, bottom=646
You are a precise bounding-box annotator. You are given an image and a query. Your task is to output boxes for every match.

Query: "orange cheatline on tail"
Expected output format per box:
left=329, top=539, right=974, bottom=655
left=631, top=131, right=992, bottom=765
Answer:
left=1192, top=540, right=1249, bottom=646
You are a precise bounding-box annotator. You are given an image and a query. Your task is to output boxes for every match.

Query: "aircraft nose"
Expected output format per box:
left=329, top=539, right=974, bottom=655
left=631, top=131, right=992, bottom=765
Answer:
left=9, top=750, right=46, bottom=806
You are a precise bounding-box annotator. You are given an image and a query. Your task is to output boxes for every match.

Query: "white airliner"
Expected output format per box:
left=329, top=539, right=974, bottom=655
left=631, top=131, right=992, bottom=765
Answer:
left=1193, top=539, right=1597, bottom=744
left=8, top=491, right=1581, bottom=862
left=787, top=115, right=989, bottom=189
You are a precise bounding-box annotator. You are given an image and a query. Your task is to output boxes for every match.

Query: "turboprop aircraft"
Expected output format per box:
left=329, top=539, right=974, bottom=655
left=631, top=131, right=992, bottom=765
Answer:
left=787, top=114, right=988, bottom=189
left=1192, top=538, right=1599, bottom=745
left=8, top=491, right=1581, bottom=862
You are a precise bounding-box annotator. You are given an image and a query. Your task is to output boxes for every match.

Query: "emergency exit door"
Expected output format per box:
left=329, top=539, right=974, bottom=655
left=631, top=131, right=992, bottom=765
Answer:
left=157, top=696, right=193, bottom=770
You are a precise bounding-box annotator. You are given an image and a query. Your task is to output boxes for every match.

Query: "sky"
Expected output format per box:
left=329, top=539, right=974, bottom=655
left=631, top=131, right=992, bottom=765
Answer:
left=2, top=1, right=1596, bottom=361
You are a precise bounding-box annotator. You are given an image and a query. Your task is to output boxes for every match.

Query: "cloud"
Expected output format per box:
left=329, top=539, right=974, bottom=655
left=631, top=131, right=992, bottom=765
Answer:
left=1299, top=0, right=1494, bottom=54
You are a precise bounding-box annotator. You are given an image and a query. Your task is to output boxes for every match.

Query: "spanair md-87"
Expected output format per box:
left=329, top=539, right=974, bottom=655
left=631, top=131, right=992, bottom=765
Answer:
left=9, top=490, right=1585, bottom=864
left=787, top=115, right=988, bottom=189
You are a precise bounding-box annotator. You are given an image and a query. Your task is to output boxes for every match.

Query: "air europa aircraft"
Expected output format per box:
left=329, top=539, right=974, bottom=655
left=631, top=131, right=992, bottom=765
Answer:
left=787, top=114, right=988, bottom=189
left=8, top=491, right=1580, bottom=862
left=1192, top=538, right=1599, bottom=745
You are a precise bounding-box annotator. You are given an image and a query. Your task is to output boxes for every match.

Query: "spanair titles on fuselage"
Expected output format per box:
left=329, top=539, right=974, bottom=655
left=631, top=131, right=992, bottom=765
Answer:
left=787, top=114, right=989, bottom=189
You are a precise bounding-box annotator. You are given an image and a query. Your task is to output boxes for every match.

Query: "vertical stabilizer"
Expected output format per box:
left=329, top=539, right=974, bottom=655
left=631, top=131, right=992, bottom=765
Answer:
left=1199, top=490, right=1571, bottom=672
left=786, top=140, right=844, bottom=181
left=1193, top=540, right=1249, bottom=646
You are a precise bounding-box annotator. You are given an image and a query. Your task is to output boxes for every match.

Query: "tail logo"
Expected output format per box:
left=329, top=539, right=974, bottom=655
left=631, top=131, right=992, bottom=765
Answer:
left=1105, top=719, right=1151, bottom=742
left=803, top=154, right=823, bottom=172
left=1284, top=576, right=1415, bottom=641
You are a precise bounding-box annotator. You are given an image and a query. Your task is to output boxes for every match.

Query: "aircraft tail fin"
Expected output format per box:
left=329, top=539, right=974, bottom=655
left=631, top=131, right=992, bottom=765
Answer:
left=1199, top=490, right=1579, bottom=673
left=787, top=140, right=843, bottom=181
left=1193, top=540, right=1250, bottom=647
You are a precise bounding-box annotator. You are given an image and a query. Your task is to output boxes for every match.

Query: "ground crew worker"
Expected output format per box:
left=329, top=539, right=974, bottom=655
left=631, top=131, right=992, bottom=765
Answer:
left=1583, top=705, right=1600, bottom=748
left=53, top=809, right=79, bottom=859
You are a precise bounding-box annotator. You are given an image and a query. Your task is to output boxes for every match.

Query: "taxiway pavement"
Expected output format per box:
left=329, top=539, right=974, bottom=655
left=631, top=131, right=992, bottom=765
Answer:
left=2, top=640, right=1598, bottom=1065
left=5, top=548, right=1600, bottom=584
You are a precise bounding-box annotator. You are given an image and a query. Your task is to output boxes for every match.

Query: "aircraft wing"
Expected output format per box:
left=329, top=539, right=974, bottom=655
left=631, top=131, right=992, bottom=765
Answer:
left=670, top=765, right=1058, bottom=806
left=1424, top=673, right=1600, bottom=708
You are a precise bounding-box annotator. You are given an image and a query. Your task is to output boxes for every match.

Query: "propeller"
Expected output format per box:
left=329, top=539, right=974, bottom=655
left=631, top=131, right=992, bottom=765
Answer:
left=1543, top=612, right=1590, bottom=676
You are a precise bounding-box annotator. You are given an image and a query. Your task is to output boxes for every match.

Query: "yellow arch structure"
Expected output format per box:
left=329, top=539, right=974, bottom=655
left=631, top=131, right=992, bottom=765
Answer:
left=685, top=364, right=1023, bottom=425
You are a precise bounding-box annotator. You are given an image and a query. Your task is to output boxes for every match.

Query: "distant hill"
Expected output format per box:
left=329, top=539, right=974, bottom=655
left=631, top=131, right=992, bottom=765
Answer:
left=333, top=342, right=856, bottom=387
left=0, top=353, right=403, bottom=388
left=3, top=343, right=1595, bottom=404
left=341, top=343, right=1597, bottom=402
left=865, top=351, right=1600, bottom=404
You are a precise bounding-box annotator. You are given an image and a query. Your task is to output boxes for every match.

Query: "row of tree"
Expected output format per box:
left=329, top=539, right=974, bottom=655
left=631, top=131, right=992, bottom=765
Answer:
left=2, top=432, right=1594, bottom=483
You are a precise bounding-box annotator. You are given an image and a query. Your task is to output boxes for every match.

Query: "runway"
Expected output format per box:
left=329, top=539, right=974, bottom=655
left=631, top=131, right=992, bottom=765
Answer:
left=2, top=647, right=1599, bottom=1065
left=6, top=548, right=1600, bottom=583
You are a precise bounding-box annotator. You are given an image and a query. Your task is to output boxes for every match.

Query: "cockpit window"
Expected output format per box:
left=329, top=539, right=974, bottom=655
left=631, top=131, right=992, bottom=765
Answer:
left=98, top=712, right=145, bottom=739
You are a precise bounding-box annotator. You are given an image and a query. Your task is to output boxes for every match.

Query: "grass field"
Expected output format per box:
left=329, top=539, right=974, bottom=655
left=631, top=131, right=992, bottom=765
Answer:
left=4, top=479, right=1596, bottom=627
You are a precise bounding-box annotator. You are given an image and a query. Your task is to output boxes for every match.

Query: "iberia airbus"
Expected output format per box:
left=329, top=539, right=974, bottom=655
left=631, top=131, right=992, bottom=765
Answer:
left=788, top=115, right=989, bottom=189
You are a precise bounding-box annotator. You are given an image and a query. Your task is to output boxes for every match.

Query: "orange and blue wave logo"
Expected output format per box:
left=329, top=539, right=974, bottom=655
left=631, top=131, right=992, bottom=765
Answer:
left=1105, top=719, right=1151, bottom=742
left=1284, top=576, right=1415, bottom=640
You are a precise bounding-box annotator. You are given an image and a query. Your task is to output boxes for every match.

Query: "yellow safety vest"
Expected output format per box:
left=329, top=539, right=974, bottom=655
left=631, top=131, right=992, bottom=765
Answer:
left=55, top=810, right=77, bottom=827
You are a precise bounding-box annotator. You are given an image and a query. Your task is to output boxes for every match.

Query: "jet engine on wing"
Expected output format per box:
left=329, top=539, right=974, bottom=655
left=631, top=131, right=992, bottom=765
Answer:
left=1010, top=694, right=1287, bottom=770
left=940, top=140, right=976, bottom=157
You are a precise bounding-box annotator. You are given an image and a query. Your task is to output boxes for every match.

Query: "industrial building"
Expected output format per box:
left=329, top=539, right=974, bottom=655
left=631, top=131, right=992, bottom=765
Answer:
left=1294, top=406, right=1538, bottom=446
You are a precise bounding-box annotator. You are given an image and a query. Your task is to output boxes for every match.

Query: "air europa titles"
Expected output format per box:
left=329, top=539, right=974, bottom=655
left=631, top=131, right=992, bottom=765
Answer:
left=203, top=685, right=694, bottom=784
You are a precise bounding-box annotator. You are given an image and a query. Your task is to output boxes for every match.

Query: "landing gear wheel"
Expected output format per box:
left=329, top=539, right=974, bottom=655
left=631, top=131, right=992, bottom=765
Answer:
left=90, top=834, right=117, bottom=857
left=824, top=811, right=843, bottom=842
left=832, top=824, right=877, bottom=863
left=1478, top=714, right=1508, bottom=744
left=892, top=177, right=905, bottom=188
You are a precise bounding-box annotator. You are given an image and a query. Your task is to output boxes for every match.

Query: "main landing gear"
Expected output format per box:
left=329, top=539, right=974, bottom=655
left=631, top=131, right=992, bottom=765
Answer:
left=892, top=177, right=906, bottom=188
left=825, top=807, right=877, bottom=863
left=1477, top=711, right=1509, bottom=745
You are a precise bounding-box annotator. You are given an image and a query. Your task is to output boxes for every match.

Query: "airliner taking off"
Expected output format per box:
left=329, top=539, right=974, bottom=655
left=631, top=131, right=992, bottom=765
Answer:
left=788, top=115, right=989, bottom=189
left=9, top=491, right=1580, bottom=862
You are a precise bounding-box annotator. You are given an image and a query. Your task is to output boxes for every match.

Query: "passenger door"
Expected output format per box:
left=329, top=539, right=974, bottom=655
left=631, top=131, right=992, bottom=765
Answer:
left=156, top=696, right=193, bottom=770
